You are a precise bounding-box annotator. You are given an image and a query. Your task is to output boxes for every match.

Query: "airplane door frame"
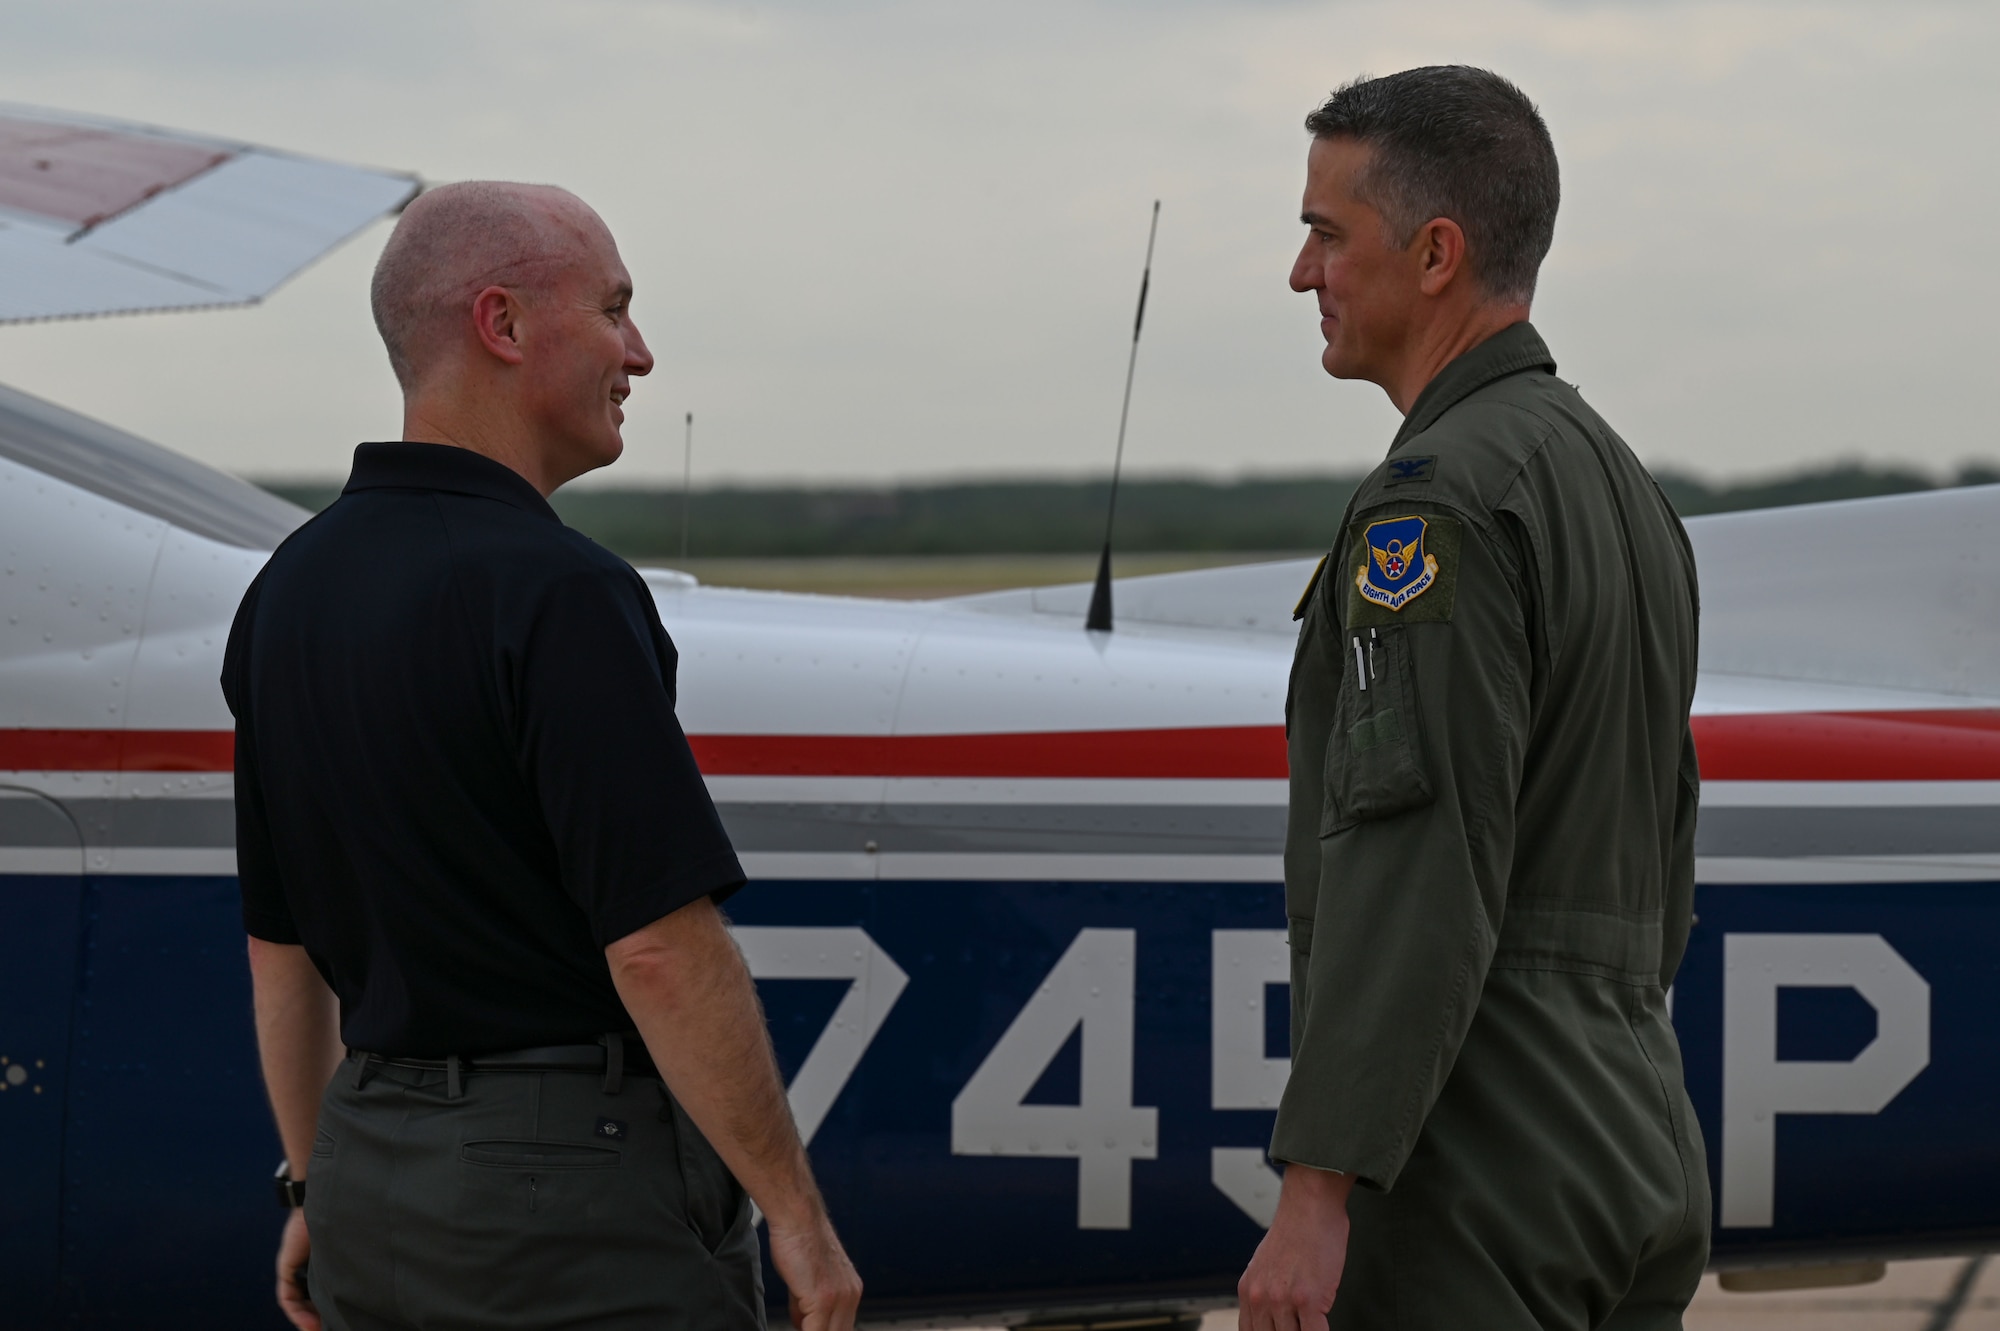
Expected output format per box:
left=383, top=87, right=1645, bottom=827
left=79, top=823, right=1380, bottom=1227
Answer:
left=0, top=784, right=85, bottom=1325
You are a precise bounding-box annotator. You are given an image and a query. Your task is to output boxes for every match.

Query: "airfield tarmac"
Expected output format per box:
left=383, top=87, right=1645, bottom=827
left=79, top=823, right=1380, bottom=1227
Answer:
left=1165, top=1259, right=2000, bottom=1329
left=1676, top=1259, right=2000, bottom=1329
left=669, top=551, right=1302, bottom=600
left=1126, top=1258, right=2000, bottom=1329
left=702, top=561, right=2000, bottom=1330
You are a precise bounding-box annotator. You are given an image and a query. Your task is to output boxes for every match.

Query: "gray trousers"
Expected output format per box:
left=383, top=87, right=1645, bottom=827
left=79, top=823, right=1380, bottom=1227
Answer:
left=305, top=1053, right=765, bottom=1330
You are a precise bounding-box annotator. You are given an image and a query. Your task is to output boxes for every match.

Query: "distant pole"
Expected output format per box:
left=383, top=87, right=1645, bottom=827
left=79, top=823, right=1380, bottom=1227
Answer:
left=679, top=411, right=693, bottom=562
left=1085, top=200, right=1160, bottom=634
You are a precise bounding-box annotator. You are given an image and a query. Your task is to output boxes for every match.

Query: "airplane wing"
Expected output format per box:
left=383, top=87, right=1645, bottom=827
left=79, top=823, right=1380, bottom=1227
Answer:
left=955, top=487, right=2000, bottom=703
left=0, top=104, right=418, bottom=324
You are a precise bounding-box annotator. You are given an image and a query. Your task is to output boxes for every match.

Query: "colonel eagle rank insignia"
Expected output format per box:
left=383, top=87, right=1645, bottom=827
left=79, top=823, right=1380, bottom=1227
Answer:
left=1356, top=515, right=1438, bottom=612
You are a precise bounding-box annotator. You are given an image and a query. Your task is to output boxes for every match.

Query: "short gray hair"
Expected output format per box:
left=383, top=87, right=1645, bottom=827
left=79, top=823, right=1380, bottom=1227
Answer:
left=369, top=181, right=585, bottom=390
left=1305, top=67, right=1559, bottom=304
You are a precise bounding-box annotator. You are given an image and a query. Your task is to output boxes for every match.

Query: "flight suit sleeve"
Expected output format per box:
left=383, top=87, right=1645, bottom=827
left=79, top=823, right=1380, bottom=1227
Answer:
left=1270, top=504, right=1531, bottom=1190
left=1660, top=534, right=1702, bottom=990
left=1659, top=723, right=1700, bottom=988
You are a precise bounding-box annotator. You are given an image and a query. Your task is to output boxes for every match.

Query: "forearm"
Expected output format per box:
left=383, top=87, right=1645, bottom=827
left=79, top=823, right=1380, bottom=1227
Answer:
left=248, top=938, right=343, bottom=1176
left=608, top=898, right=824, bottom=1229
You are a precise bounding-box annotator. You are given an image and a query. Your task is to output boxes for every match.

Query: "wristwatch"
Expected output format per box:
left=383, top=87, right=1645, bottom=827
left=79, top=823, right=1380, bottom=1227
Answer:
left=273, top=1159, right=307, bottom=1209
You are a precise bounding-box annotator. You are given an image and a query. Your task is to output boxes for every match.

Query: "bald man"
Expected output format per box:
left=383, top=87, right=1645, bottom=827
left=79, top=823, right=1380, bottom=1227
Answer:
left=224, top=183, right=862, bottom=1331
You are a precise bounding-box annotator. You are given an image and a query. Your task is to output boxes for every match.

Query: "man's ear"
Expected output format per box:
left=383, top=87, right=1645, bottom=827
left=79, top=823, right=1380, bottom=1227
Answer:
left=1414, top=218, right=1468, bottom=298
left=470, top=285, right=527, bottom=366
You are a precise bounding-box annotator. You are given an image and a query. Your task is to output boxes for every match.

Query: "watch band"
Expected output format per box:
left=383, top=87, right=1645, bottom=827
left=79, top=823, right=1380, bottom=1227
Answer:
left=273, top=1159, right=307, bottom=1209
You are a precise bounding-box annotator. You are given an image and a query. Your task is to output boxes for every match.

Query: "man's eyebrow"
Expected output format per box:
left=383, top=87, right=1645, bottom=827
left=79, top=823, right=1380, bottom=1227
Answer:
left=1301, top=210, right=1337, bottom=230
left=609, top=281, right=633, bottom=303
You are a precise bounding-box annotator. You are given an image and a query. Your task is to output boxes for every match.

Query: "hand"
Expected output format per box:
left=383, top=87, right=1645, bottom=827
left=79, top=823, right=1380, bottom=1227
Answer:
left=275, top=1209, right=321, bottom=1331
left=766, top=1210, right=863, bottom=1331
left=1238, top=1164, right=1354, bottom=1331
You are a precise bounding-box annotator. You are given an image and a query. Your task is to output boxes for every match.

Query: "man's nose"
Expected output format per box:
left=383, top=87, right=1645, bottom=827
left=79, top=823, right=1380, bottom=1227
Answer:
left=625, top=319, right=655, bottom=377
left=1289, top=240, right=1318, bottom=294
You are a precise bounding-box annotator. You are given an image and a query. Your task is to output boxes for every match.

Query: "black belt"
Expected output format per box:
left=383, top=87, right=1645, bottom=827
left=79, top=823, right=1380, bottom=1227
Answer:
left=350, top=1033, right=656, bottom=1098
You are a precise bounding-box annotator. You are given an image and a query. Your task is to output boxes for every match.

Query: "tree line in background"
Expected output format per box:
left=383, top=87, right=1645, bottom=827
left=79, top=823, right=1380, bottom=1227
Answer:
left=259, top=461, right=2000, bottom=562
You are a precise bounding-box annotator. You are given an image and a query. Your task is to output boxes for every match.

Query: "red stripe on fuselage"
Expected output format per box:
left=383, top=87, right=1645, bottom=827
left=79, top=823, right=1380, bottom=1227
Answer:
left=5, top=710, right=2000, bottom=780
left=685, top=727, right=1289, bottom=779
left=1690, top=710, right=2000, bottom=781
left=0, top=728, right=232, bottom=772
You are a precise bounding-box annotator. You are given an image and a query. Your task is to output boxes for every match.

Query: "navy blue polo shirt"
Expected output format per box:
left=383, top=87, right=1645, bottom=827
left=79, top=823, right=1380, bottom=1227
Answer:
left=222, top=442, right=744, bottom=1056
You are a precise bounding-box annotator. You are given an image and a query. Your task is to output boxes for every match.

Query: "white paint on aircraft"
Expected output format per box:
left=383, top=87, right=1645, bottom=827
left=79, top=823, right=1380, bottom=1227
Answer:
left=1211, top=930, right=1289, bottom=1112
left=731, top=926, right=909, bottom=1147
left=952, top=927, right=1158, bottom=1230
left=1722, top=932, right=1931, bottom=1228
left=1210, top=1148, right=1282, bottom=1229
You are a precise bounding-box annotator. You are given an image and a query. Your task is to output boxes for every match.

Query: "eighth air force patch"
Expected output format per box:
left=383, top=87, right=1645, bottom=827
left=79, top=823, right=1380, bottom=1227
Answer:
left=1356, top=515, right=1438, bottom=612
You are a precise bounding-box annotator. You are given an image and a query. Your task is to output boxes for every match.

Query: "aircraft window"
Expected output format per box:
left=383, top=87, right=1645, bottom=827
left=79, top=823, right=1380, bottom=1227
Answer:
left=0, top=379, right=304, bottom=549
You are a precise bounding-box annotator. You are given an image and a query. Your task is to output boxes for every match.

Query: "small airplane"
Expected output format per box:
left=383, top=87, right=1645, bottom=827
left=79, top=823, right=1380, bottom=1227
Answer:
left=2, top=106, right=1997, bottom=1328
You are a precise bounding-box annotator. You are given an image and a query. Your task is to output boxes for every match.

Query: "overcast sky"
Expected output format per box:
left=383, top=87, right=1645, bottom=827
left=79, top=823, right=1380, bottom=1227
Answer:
left=1, top=0, right=1994, bottom=488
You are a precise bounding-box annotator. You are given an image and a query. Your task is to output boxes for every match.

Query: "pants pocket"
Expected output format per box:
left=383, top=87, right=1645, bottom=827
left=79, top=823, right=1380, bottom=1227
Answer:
left=460, top=1140, right=621, bottom=1169
left=304, top=1099, right=346, bottom=1234
left=456, top=1140, right=623, bottom=1218
left=1627, top=992, right=1711, bottom=1249
left=665, top=1095, right=747, bottom=1255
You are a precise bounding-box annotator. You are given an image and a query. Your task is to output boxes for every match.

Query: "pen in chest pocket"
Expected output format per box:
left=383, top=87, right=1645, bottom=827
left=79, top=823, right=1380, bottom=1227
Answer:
left=1352, top=629, right=1382, bottom=695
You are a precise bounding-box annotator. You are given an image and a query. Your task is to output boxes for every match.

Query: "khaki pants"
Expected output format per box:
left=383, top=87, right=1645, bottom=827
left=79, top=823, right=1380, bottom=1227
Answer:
left=305, top=1054, right=765, bottom=1330
left=1330, top=973, right=1710, bottom=1330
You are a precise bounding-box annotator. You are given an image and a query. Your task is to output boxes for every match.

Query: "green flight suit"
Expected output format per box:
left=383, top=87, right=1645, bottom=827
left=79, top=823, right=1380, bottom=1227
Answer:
left=1274, top=323, right=1711, bottom=1329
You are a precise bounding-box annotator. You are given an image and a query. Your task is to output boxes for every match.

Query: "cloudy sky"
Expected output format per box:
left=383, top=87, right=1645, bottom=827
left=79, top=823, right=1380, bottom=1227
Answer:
left=1, top=0, right=1994, bottom=487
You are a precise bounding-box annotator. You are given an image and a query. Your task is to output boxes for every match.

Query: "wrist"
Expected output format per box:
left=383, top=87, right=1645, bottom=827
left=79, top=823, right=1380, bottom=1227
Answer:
left=273, top=1159, right=308, bottom=1208
left=1281, top=1161, right=1354, bottom=1208
left=758, top=1190, right=829, bottom=1235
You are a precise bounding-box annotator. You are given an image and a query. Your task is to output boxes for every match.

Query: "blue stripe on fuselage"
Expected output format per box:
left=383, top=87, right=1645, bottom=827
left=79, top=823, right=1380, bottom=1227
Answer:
left=3, top=872, right=1996, bottom=1325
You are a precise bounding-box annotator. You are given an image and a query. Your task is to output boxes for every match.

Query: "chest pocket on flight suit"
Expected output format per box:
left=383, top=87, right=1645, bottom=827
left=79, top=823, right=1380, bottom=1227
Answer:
left=1320, top=624, right=1434, bottom=835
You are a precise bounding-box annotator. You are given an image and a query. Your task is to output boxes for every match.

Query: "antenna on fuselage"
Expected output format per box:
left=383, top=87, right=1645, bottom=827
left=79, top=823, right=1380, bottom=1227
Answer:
left=1085, top=200, right=1160, bottom=635
left=679, top=411, right=693, bottom=562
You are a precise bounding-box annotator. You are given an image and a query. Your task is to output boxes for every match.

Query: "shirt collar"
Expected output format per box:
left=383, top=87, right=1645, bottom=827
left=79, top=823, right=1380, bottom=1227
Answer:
left=1391, top=320, right=1556, bottom=451
left=342, top=442, right=560, bottom=523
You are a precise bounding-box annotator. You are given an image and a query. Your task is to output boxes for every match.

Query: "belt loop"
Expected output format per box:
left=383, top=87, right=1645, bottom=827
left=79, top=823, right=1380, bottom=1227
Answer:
left=353, top=1052, right=377, bottom=1091
left=600, top=1032, right=624, bottom=1096
left=446, top=1054, right=463, bottom=1101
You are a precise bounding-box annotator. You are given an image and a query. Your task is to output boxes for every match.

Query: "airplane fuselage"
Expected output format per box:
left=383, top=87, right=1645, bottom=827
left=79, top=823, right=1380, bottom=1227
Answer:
left=5, top=445, right=1999, bottom=1326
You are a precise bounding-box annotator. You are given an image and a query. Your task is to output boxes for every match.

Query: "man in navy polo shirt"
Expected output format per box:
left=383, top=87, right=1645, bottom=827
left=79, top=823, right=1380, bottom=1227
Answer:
left=224, top=182, right=861, bottom=1331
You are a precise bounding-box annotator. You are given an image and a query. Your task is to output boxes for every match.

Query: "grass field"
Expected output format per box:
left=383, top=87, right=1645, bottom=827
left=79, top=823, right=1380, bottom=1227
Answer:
left=256, top=462, right=2000, bottom=568
left=655, top=550, right=1309, bottom=599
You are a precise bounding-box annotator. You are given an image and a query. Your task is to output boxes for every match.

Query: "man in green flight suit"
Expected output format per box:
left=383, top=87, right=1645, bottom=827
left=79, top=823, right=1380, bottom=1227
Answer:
left=1237, top=68, right=1709, bottom=1330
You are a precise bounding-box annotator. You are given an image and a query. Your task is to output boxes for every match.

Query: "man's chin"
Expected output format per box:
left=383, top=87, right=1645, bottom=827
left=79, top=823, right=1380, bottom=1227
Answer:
left=566, top=431, right=625, bottom=480
left=1321, top=344, right=1365, bottom=381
